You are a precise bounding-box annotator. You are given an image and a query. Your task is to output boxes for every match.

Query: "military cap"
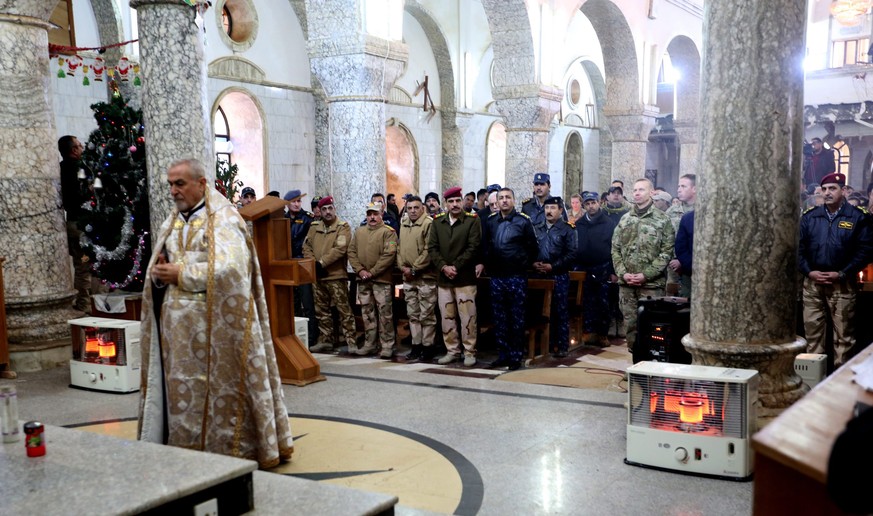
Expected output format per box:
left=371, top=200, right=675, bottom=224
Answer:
left=425, top=192, right=440, bottom=203
left=533, top=173, right=550, bottom=184
left=284, top=189, right=306, bottom=202
left=653, top=191, right=673, bottom=203
left=241, top=186, right=256, bottom=198
left=543, top=196, right=563, bottom=207
left=582, top=191, right=599, bottom=202
left=317, top=195, right=334, bottom=208
left=607, top=185, right=623, bottom=195
left=311, top=196, right=322, bottom=208
left=486, top=183, right=502, bottom=193
left=821, top=172, right=846, bottom=187
left=366, top=201, right=383, bottom=212
left=443, top=186, right=463, bottom=199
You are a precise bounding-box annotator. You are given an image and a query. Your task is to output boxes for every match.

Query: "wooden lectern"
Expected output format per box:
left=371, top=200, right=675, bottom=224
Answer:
left=0, top=257, right=14, bottom=379
left=239, top=198, right=325, bottom=386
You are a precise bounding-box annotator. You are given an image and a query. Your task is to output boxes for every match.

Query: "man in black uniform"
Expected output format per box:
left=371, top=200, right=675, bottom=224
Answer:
left=285, top=189, right=318, bottom=344
left=574, top=191, right=618, bottom=347
left=521, top=173, right=552, bottom=227
left=532, top=197, right=577, bottom=357
left=799, top=172, right=873, bottom=370
left=482, top=187, right=538, bottom=370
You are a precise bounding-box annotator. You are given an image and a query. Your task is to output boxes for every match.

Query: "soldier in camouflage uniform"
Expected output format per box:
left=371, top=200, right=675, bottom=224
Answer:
left=666, top=174, right=696, bottom=298
left=611, top=179, right=675, bottom=352
left=303, top=196, right=357, bottom=354
left=397, top=196, right=438, bottom=362
left=427, top=186, right=482, bottom=367
left=349, top=202, right=398, bottom=358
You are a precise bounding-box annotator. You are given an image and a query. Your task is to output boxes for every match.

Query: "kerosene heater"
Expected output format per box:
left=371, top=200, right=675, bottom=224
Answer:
left=68, top=317, right=141, bottom=393
left=625, top=361, right=759, bottom=480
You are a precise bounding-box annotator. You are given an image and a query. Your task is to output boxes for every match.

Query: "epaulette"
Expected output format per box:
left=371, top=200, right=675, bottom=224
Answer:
left=855, top=205, right=869, bottom=215
left=337, top=220, right=349, bottom=226
left=434, top=212, right=447, bottom=218
left=304, top=210, right=314, bottom=217
left=566, top=220, right=576, bottom=228
left=311, top=219, right=323, bottom=226
left=518, top=212, right=531, bottom=219
left=386, top=225, right=396, bottom=232
left=488, top=211, right=498, bottom=218
left=802, top=205, right=816, bottom=215
left=468, top=211, right=478, bottom=217
left=522, top=198, right=532, bottom=204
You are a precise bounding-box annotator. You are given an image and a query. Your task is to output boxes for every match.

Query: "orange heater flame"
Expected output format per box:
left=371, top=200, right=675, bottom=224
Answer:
left=679, top=398, right=704, bottom=424
left=664, top=390, right=683, bottom=413
left=85, top=338, right=100, bottom=355
left=98, top=340, right=117, bottom=359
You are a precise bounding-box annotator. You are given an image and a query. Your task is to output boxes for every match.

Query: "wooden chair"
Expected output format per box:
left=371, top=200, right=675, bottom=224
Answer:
left=526, top=278, right=555, bottom=363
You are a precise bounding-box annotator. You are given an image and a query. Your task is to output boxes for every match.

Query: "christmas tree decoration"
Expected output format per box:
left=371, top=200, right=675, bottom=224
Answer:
left=93, top=57, right=105, bottom=82
left=57, top=57, right=66, bottom=78
left=215, top=159, right=243, bottom=203
left=66, top=54, right=82, bottom=77
left=77, top=93, right=151, bottom=292
left=117, top=57, right=130, bottom=82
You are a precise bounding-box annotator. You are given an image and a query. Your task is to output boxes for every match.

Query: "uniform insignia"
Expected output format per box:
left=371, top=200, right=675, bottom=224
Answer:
left=802, top=205, right=816, bottom=215
left=838, top=221, right=854, bottom=229
left=566, top=220, right=576, bottom=228
left=305, top=211, right=313, bottom=217
left=338, top=221, right=349, bottom=226
left=434, top=212, right=446, bottom=218
left=469, top=212, right=478, bottom=217
left=488, top=211, right=497, bottom=218
left=858, top=206, right=870, bottom=214
left=522, top=198, right=532, bottom=204
left=518, top=212, right=531, bottom=219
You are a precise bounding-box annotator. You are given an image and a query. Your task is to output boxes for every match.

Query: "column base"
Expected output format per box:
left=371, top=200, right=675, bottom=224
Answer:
left=681, top=335, right=808, bottom=428
left=6, top=291, right=83, bottom=343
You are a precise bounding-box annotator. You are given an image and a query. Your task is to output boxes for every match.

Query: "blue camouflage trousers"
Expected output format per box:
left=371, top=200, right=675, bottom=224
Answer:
left=550, top=273, right=570, bottom=353
left=491, top=275, right=527, bottom=362
left=582, top=264, right=611, bottom=336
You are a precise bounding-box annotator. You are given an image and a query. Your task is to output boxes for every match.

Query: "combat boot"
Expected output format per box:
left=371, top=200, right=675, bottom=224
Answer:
left=404, top=345, right=423, bottom=361
left=356, top=344, right=376, bottom=356
left=309, top=342, right=334, bottom=353
left=420, top=345, right=437, bottom=363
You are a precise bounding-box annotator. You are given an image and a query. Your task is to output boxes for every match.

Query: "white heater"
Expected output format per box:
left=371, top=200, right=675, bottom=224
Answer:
left=794, top=353, right=827, bottom=389
left=68, top=317, right=141, bottom=393
left=625, top=361, right=759, bottom=480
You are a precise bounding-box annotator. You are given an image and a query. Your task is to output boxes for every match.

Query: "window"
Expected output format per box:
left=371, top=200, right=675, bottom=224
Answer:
left=486, top=122, right=506, bottom=188
left=222, top=6, right=233, bottom=37
left=832, top=140, right=850, bottom=178
left=831, top=38, right=870, bottom=67
left=214, top=106, right=232, bottom=165
left=48, top=0, right=75, bottom=51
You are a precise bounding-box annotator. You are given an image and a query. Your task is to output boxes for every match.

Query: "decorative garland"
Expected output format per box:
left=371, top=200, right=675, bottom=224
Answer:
left=80, top=205, right=135, bottom=261
left=101, top=232, right=149, bottom=290
left=48, top=39, right=139, bottom=55
left=55, top=54, right=142, bottom=86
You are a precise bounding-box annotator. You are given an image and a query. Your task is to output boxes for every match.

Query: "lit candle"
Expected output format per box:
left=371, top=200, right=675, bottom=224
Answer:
left=860, top=271, right=865, bottom=283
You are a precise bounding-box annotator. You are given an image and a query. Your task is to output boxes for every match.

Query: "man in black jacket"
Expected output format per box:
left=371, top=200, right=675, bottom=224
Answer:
left=59, top=135, right=92, bottom=312
left=575, top=191, right=618, bottom=346
left=285, top=189, right=317, bottom=343
left=533, top=197, right=577, bottom=357
left=799, top=172, right=873, bottom=369
left=482, top=187, right=538, bottom=370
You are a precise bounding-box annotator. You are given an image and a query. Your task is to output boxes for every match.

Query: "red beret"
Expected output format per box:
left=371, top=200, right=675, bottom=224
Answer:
left=317, top=195, right=334, bottom=208
left=443, top=186, right=462, bottom=199
left=820, top=173, right=845, bottom=187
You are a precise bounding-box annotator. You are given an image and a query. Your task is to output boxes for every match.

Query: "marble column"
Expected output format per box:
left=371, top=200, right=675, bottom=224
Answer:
left=130, top=0, right=212, bottom=237
left=440, top=110, right=471, bottom=191
left=312, top=90, right=330, bottom=197
left=496, top=88, right=562, bottom=195
left=681, top=0, right=807, bottom=424
left=674, top=121, right=700, bottom=178
left=309, top=39, right=407, bottom=224
left=603, top=111, right=656, bottom=186
left=0, top=1, right=81, bottom=343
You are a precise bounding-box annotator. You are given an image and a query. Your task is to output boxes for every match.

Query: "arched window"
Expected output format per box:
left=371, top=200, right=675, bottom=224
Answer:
left=832, top=140, right=850, bottom=178
left=486, top=122, right=506, bottom=187
left=213, top=106, right=232, bottom=165
left=222, top=6, right=233, bottom=37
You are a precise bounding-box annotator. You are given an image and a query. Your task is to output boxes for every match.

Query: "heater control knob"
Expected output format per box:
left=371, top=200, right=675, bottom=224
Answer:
left=674, top=447, right=688, bottom=462
left=89, top=373, right=97, bottom=383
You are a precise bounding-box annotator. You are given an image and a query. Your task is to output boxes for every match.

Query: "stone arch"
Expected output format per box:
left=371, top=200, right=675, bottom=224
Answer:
left=563, top=131, right=583, bottom=196
left=404, top=0, right=455, bottom=113
left=579, top=0, right=640, bottom=112
left=479, top=0, right=536, bottom=96
left=211, top=87, right=267, bottom=197
left=386, top=123, right=419, bottom=198
left=666, top=35, right=701, bottom=124
left=486, top=121, right=507, bottom=186
left=581, top=59, right=613, bottom=191
left=87, top=0, right=125, bottom=63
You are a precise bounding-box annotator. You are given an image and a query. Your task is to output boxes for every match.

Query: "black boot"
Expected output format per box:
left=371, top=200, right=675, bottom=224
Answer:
left=405, top=345, right=423, bottom=361
left=420, top=345, right=436, bottom=363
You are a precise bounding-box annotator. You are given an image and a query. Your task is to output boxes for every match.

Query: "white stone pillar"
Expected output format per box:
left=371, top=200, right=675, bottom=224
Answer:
left=0, top=1, right=82, bottom=343
left=681, top=0, right=808, bottom=423
left=674, top=122, right=700, bottom=178
left=130, top=0, right=213, bottom=237
left=497, top=88, right=562, bottom=195
left=604, top=111, right=656, bottom=186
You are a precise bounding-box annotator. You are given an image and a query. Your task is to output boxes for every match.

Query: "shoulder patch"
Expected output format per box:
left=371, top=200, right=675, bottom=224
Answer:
left=518, top=212, right=531, bottom=219
left=434, top=212, right=446, bottom=218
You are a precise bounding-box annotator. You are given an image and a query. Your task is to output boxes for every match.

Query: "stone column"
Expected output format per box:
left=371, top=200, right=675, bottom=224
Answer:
left=681, top=0, right=807, bottom=424
left=440, top=110, right=471, bottom=191
left=0, top=1, right=81, bottom=343
left=130, top=0, right=213, bottom=237
left=674, top=121, right=699, bottom=178
left=604, top=111, right=656, bottom=186
left=312, top=88, right=330, bottom=196
left=309, top=38, right=407, bottom=224
left=496, top=88, right=562, bottom=194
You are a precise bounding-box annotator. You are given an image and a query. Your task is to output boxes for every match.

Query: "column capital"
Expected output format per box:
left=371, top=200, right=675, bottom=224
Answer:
left=311, top=37, right=408, bottom=100
left=496, top=86, right=563, bottom=130
left=603, top=110, right=657, bottom=142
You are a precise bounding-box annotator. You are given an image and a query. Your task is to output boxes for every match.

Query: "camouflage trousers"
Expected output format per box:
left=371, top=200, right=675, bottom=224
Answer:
left=491, top=276, right=527, bottom=362
left=403, top=278, right=437, bottom=347
left=618, top=285, right=664, bottom=351
left=549, top=273, right=570, bottom=353
left=582, top=264, right=611, bottom=336
left=437, top=285, right=477, bottom=357
left=802, top=277, right=857, bottom=368
left=314, top=279, right=356, bottom=348
left=357, top=281, right=396, bottom=353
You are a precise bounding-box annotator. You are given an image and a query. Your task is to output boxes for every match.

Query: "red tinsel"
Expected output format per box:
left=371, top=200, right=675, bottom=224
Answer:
left=49, top=39, right=139, bottom=55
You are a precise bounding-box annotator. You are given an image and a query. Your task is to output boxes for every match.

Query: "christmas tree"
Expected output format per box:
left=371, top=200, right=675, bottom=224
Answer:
left=77, top=86, right=151, bottom=292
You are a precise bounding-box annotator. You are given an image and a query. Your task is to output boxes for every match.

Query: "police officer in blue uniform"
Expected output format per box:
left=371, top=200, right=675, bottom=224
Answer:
left=521, top=173, right=566, bottom=227
left=533, top=196, right=577, bottom=357
left=799, top=172, right=873, bottom=370
left=285, top=189, right=318, bottom=343
left=482, top=187, right=538, bottom=370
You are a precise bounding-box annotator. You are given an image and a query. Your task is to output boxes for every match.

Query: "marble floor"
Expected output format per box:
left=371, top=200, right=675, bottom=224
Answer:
left=5, top=343, right=754, bottom=515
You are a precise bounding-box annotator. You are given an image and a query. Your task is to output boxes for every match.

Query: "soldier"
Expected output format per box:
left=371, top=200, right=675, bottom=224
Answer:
left=427, top=186, right=482, bottom=367
left=799, top=172, right=873, bottom=370
left=611, top=178, right=675, bottom=352
left=397, top=196, right=438, bottom=362
left=425, top=192, right=443, bottom=217
left=349, top=202, right=398, bottom=358
left=575, top=191, right=618, bottom=347
left=311, top=196, right=323, bottom=220
left=522, top=173, right=563, bottom=227
left=363, top=193, right=400, bottom=235
left=652, top=191, right=672, bottom=211
left=532, top=196, right=577, bottom=357
left=666, top=174, right=697, bottom=297
left=603, top=185, right=631, bottom=225
left=483, top=187, right=538, bottom=370
left=303, top=196, right=358, bottom=354
left=285, top=189, right=317, bottom=344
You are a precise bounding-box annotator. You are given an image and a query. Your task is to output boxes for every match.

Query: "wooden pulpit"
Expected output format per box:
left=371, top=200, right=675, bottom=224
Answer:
left=0, top=257, right=14, bottom=379
left=239, top=198, right=325, bottom=386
